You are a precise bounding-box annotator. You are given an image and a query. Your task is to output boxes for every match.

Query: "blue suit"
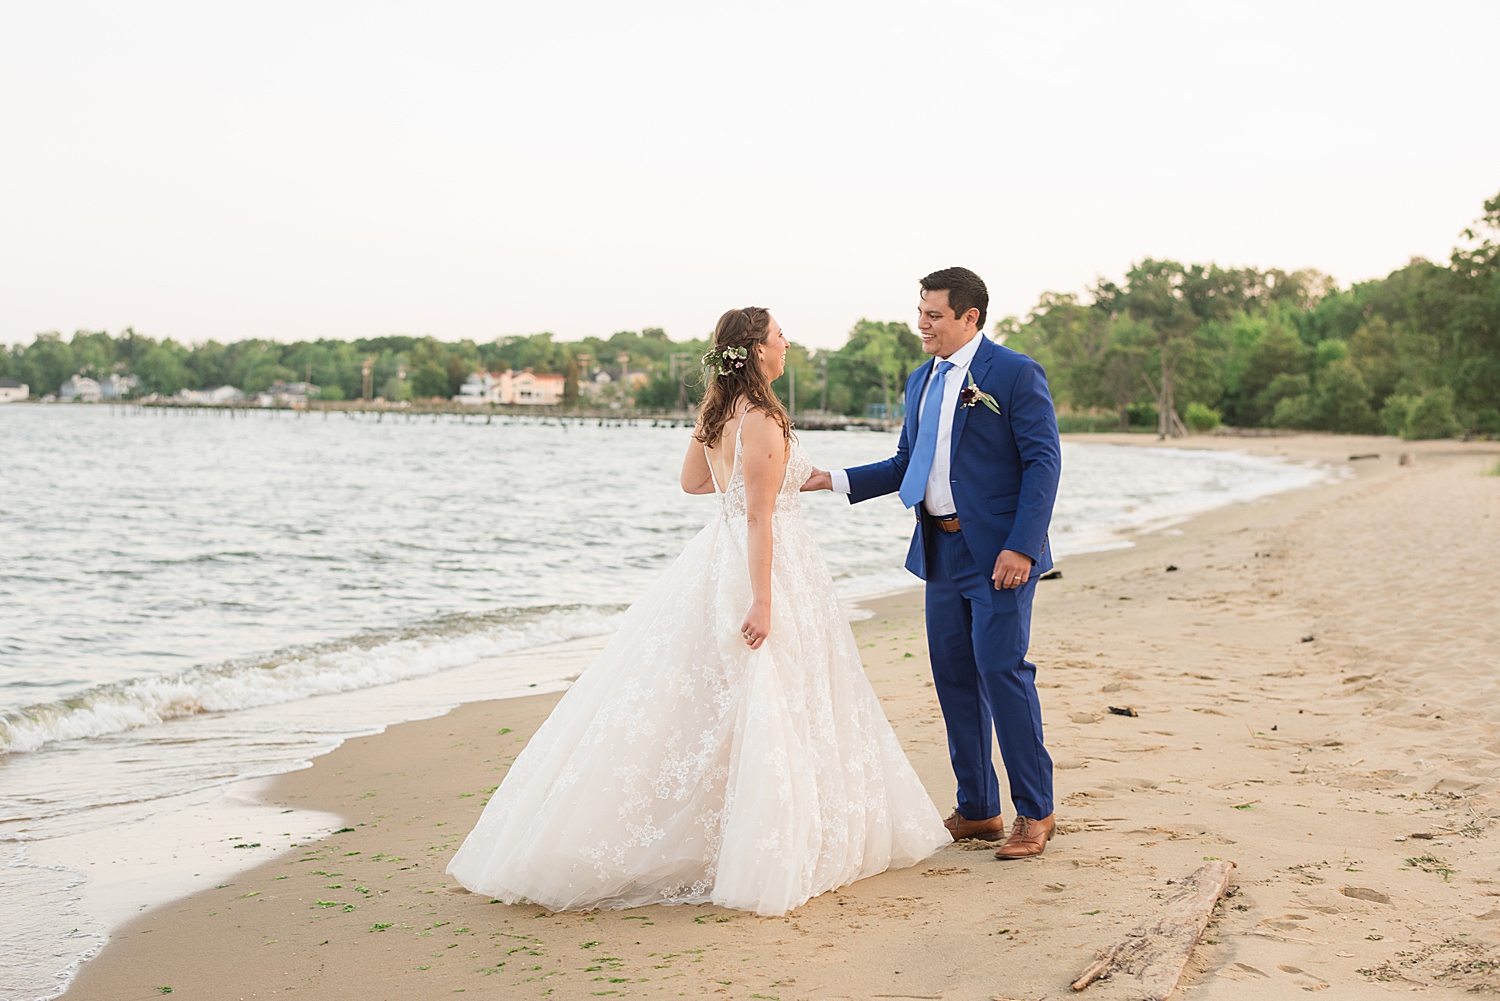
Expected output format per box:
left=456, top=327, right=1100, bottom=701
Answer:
left=846, top=336, right=1062, bottom=821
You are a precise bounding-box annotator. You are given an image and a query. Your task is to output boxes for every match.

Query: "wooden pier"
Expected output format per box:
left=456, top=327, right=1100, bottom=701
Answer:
left=118, top=398, right=898, bottom=432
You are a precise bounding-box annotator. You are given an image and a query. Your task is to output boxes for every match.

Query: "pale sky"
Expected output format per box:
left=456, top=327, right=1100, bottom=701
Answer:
left=3, top=2, right=1497, bottom=350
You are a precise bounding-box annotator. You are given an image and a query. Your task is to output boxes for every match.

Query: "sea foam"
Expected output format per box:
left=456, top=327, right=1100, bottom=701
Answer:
left=0, top=605, right=622, bottom=756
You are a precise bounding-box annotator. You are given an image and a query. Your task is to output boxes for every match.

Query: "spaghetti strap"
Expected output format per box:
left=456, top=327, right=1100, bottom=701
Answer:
left=705, top=445, right=721, bottom=494
left=705, top=417, right=745, bottom=495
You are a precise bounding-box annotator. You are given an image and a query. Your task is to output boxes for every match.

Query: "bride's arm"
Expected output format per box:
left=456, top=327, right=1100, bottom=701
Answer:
left=738, top=410, right=786, bottom=650
left=680, top=436, right=715, bottom=494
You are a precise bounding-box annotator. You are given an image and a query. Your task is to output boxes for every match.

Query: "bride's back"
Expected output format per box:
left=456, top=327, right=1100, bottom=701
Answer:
left=702, top=411, right=811, bottom=526
left=703, top=412, right=745, bottom=494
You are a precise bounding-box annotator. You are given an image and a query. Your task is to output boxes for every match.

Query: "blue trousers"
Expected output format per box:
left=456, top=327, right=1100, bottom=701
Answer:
left=925, top=526, right=1054, bottom=821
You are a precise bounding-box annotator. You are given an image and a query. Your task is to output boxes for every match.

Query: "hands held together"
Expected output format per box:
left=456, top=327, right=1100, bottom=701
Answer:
left=801, top=467, right=832, bottom=492
left=803, top=467, right=1030, bottom=590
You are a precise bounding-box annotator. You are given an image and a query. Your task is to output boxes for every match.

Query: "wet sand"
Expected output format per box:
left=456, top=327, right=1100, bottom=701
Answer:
left=66, top=433, right=1500, bottom=1000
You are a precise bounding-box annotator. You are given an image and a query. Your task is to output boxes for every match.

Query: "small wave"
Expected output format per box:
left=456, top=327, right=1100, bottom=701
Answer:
left=0, top=605, right=622, bottom=756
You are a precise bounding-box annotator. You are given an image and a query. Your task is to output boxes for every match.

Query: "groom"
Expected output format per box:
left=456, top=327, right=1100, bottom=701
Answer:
left=805, top=267, right=1062, bottom=859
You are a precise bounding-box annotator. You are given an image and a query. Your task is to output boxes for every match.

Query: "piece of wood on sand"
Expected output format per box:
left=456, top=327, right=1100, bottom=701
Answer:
left=1070, top=859, right=1236, bottom=1000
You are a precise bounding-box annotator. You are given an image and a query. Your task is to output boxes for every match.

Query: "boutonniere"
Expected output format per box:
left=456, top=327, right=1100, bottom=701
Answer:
left=958, top=372, right=1000, bottom=414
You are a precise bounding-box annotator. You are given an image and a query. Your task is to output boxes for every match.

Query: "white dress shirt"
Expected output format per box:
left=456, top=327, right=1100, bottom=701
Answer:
left=830, top=332, right=984, bottom=517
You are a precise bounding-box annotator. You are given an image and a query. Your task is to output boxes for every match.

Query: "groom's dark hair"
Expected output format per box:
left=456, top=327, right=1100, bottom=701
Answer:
left=920, top=267, right=988, bottom=330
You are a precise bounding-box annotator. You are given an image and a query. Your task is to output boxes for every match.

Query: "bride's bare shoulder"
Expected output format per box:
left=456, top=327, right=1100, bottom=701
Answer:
left=738, top=408, right=791, bottom=467
left=738, top=407, right=781, bottom=440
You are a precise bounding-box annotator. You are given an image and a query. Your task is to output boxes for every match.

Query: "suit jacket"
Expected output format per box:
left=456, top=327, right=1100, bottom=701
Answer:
left=845, top=336, right=1062, bottom=610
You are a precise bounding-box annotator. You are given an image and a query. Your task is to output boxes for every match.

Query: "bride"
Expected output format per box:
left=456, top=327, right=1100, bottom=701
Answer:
left=447, top=306, right=949, bottom=916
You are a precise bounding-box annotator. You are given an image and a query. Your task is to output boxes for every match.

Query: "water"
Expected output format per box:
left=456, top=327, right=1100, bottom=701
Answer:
left=0, top=405, right=1330, bottom=999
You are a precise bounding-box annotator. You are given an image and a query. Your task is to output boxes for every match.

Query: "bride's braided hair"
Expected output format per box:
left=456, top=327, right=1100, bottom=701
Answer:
left=693, top=306, right=792, bottom=448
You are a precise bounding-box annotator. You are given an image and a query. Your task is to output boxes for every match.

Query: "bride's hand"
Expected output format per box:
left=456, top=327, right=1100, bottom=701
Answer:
left=740, top=600, right=771, bottom=650
left=801, top=468, right=832, bottom=492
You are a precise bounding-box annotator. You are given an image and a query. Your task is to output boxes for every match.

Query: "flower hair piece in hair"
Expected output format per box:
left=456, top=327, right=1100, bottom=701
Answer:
left=702, top=344, right=749, bottom=377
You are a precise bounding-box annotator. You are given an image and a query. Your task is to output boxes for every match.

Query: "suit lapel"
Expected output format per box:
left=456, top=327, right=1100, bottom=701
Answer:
left=949, top=335, right=994, bottom=462
left=904, top=359, right=931, bottom=441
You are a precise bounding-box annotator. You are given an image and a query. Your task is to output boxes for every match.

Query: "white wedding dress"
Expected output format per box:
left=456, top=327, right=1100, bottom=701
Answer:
left=447, top=426, right=949, bottom=916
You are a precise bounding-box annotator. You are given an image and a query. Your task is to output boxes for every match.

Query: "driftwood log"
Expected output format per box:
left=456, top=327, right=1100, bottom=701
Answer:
left=1070, top=859, right=1236, bottom=1000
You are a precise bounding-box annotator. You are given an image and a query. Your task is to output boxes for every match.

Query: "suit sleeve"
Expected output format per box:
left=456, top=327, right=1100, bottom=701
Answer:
left=843, top=415, right=912, bottom=505
left=1003, top=358, right=1062, bottom=563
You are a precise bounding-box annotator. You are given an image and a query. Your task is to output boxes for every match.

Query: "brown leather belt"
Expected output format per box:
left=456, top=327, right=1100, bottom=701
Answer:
left=931, top=514, right=962, bottom=533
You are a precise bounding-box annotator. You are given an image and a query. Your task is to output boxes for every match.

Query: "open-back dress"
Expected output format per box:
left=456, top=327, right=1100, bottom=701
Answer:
left=446, top=425, right=949, bottom=916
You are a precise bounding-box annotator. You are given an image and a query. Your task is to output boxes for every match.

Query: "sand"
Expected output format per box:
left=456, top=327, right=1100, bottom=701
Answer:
left=64, top=433, right=1500, bottom=1000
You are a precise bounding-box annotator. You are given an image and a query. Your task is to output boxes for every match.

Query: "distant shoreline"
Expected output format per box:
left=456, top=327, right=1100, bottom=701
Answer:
left=8, top=397, right=905, bottom=433
left=9, top=399, right=1358, bottom=440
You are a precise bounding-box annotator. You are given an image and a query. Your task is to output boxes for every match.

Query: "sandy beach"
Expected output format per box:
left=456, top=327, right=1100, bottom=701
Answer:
left=64, top=433, right=1500, bottom=1000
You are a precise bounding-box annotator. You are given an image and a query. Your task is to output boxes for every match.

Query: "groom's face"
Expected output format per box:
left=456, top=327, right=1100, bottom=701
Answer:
left=917, top=289, right=980, bottom=358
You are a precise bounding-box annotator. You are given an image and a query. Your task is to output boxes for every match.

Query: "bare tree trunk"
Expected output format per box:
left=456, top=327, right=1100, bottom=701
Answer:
left=1158, top=351, right=1170, bottom=440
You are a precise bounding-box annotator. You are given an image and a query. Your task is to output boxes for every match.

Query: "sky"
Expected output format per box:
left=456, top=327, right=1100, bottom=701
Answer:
left=2, top=1, right=1498, bottom=350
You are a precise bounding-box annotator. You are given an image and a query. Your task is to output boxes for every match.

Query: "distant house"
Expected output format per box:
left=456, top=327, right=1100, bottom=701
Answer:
left=455, top=369, right=565, bottom=406
left=257, top=381, right=319, bottom=406
left=0, top=377, right=27, bottom=403
left=59, top=375, right=102, bottom=402
left=579, top=367, right=650, bottom=403
left=99, top=374, right=139, bottom=400
left=457, top=371, right=506, bottom=405
left=511, top=370, right=565, bottom=405
left=178, top=385, right=246, bottom=404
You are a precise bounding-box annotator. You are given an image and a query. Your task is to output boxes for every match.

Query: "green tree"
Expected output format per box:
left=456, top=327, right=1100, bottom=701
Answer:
left=186, top=340, right=233, bottom=388
left=1311, top=358, right=1380, bottom=434
left=69, top=330, right=118, bottom=376
left=1346, top=318, right=1401, bottom=406
left=1096, top=261, right=1206, bottom=436
left=1229, top=311, right=1311, bottom=426
left=771, top=342, right=817, bottom=417
left=19, top=333, right=76, bottom=396
left=230, top=341, right=291, bottom=393
left=562, top=355, right=580, bottom=407
left=840, top=319, right=921, bottom=416
left=1004, top=292, right=1112, bottom=412
left=1403, top=387, right=1459, bottom=440
left=1381, top=395, right=1416, bottom=436
left=134, top=343, right=192, bottom=396
left=410, top=360, right=450, bottom=399
left=1184, top=402, right=1221, bottom=432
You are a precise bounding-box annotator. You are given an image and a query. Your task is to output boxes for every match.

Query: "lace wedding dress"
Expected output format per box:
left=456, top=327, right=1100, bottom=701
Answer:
left=447, top=426, right=949, bottom=916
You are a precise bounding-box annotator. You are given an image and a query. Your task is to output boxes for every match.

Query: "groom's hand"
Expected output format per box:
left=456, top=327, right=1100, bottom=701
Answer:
left=801, top=468, right=832, bottom=492
left=993, top=550, right=1033, bottom=590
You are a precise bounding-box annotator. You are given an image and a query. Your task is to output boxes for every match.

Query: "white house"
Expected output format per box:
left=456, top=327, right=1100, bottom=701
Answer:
left=59, top=375, right=102, bottom=402
left=456, top=370, right=565, bottom=405
left=457, top=371, right=505, bottom=404
left=99, top=374, right=139, bottom=400
left=0, top=377, right=28, bottom=402
left=178, top=385, right=246, bottom=404
left=256, top=381, right=318, bottom=406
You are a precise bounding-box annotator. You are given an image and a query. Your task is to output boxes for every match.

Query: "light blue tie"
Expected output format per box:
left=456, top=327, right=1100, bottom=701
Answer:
left=898, top=361, right=954, bottom=509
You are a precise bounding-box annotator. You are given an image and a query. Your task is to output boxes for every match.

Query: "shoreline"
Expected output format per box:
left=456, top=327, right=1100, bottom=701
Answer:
left=56, top=433, right=1500, bottom=998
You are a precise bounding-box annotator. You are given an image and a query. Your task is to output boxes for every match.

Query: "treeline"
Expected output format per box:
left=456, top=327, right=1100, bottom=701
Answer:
left=0, top=315, right=928, bottom=418
left=6, top=190, right=1495, bottom=437
left=1005, top=189, right=1500, bottom=439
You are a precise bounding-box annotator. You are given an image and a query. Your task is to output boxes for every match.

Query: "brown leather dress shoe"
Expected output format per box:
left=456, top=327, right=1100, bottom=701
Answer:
left=944, top=809, right=1008, bottom=842
left=994, top=813, right=1055, bottom=859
